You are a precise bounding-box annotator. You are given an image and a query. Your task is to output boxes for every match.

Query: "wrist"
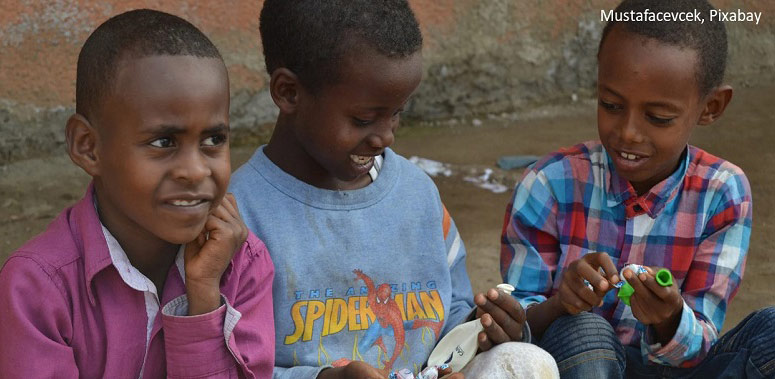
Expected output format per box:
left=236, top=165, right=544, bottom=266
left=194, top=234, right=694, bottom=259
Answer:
left=185, top=279, right=221, bottom=315
left=652, top=302, right=683, bottom=345
left=546, top=295, right=569, bottom=317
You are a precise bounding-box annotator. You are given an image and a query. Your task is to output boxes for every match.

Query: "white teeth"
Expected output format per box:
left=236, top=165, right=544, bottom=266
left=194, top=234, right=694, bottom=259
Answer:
left=620, top=152, right=639, bottom=161
left=170, top=199, right=203, bottom=206
left=350, top=154, right=373, bottom=165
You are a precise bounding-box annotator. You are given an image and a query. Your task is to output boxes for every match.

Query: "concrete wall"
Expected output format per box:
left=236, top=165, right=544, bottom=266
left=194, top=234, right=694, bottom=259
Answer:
left=1, top=0, right=773, bottom=164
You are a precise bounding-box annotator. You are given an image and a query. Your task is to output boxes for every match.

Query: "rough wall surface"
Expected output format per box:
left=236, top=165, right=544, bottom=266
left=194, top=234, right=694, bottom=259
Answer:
left=1, top=0, right=773, bottom=163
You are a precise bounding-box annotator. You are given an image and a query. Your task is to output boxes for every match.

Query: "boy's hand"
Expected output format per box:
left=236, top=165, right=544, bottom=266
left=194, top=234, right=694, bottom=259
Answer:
left=474, top=288, right=526, bottom=351
left=555, top=252, right=619, bottom=315
left=316, top=361, right=385, bottom=379
left=184, top=193, right=248, bottom=315
left=625, top=266, right=683, bottom=344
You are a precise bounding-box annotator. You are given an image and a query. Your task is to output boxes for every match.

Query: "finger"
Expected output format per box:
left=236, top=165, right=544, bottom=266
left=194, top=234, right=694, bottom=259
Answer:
left=628, top=293, right=651, bottom=324
left=561, top=300, right=582, bottom=315
left=576, top=262, right=610, bottom=295
left=222, top=193, right=241, bottom=219
left=568, top=274, right=602, bottom=308
left=639, top=271, right=673, bottom=300
left=596, top=253, right=620, bottom=284
left=480, top=312, right=513, bottom=345
left=623, top=270, right=662, bottom=316
left=476, top=290, right=524, bottom=340
left=477, top=330, right=493, bottom=352
left=210, top=202, right=237, bottom=223
left=559, top=283, right=593, bottom=312
left=487, top=288, right=526, bottom=323
left=623, top=269, right=653, bottom=298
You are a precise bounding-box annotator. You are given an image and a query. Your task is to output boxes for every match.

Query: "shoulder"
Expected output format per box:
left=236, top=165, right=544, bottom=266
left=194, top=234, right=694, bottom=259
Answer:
left=687, top=146, right=751, bottom=204
left=229, top=150, right=266, bottom=193
left=387, top=151, right=443, bottom=210
left=5, top=208, right=83, bottom=281
left=229, top=230, right=274, bottom=277
left=517, top=141, right=602, bottom=191
left=529, top=141, right=600, bottom=177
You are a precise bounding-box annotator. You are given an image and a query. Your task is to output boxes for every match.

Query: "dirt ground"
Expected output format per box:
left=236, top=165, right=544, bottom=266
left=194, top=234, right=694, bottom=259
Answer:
left=1, top=85, right=773, bottom=331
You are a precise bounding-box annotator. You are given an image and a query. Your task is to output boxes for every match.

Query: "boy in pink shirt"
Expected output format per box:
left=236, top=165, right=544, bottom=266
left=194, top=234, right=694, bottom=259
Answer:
left=0, top=9, right=274, bottom=378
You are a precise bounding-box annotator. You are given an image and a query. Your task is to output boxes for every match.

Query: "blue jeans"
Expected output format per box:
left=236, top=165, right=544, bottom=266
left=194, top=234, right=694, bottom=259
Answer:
left=537, top=307, right=775, bottom=378
left=538, top=312, right=625, bottom=378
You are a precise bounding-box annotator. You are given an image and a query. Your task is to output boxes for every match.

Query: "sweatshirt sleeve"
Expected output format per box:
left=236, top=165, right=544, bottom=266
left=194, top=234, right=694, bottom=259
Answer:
left=0, top=256, right=80, bottom=377
left=439, top=204, right=476, bottom=337
left=162, top=233, right=276, bottom=378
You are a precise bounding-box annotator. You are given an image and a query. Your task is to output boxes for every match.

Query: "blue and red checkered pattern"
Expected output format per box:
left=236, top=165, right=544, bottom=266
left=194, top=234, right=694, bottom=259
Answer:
left=501, top=141, right=752, bottom=367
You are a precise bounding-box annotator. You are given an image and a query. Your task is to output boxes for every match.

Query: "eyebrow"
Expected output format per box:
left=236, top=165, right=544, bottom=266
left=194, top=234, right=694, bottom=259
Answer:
left=141, top=123, right=229, bottom=135
left=352, top=97, right=414, bottom=113
left=600, top=85, right=682, bottom=112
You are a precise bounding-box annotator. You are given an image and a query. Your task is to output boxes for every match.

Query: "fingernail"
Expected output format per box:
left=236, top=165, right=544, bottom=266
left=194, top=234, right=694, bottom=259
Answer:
left=488, top=289, right=499, bottom=300
left=639, top=273, right=647, bottom=281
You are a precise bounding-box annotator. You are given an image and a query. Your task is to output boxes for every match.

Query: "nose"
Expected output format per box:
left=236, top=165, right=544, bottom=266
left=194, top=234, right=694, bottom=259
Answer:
left=620, top=111, right=644, bottom=144
left=172, top=147, right=211, bottom=184
left=366, top=118, right=397, bottom=149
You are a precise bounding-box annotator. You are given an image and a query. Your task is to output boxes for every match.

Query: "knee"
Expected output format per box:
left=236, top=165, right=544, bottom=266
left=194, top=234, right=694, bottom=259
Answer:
left=738, top=306, right=775, bottom=338
left=538, top=312, right=624, bottom=362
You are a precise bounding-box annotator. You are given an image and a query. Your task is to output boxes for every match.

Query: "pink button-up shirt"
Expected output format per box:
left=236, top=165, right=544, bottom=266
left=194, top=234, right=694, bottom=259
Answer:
left=0, top=184, right=275, bottom=378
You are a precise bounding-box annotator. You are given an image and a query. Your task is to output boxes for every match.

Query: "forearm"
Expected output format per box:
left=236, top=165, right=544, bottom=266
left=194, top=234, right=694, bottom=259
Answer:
left=525, top=295, right=567, bottom=341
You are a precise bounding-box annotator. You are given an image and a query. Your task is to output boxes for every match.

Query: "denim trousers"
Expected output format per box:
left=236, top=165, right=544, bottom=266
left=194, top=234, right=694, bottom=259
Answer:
left=536, top=307, right=775, bottom=378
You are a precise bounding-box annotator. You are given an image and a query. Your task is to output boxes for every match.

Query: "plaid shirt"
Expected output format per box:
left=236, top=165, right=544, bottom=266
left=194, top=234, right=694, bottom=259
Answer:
left=501, top=141, right=752, bottom=367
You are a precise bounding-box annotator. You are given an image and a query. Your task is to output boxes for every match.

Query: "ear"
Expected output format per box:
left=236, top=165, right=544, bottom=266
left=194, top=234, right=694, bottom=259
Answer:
left=65, top=113, right=101, bottom=176
left=269, top=68, right=301, bottom=114
left=697, top=85, right=733, bottom=125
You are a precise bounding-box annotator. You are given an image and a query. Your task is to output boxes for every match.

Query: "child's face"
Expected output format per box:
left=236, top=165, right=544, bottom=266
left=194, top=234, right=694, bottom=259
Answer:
left=92, top=55, right=230, bottom=245
left=597, top=26, right=706, bottom=194
left=289, top=46, right=422, bottom=190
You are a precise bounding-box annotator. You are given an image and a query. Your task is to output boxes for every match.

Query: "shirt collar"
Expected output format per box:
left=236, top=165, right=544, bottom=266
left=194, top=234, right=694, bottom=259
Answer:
left=78, top=183, right=186, bottom=304
left=603, top=146, right=690, bottom=219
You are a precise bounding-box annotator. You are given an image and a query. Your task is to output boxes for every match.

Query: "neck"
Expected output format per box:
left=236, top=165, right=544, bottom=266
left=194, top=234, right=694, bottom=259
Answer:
left=93, top=185, right=178, bottom=289
left=265, top=116, right=371, bottom=190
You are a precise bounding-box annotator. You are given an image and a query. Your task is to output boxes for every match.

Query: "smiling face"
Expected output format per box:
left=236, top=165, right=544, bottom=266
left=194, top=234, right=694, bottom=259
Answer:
left=268, top=42, right=423, bottom=190
left=91, top=55, right=230, bottom=247
left=597, top=26, right=708, bottom=195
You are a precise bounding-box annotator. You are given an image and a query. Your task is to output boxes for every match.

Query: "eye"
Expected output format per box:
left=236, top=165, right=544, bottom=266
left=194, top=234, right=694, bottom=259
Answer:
left=202, top=134, right=227, bottom=147
left=353, top=117, right=373, bottom=127
left=391, top=108, right=405, bottom=118
left=599, top=100, right=622, bottom=111
left=646, top=114, right=675, bottom=125
left=149, top=137, right=174, bottom=148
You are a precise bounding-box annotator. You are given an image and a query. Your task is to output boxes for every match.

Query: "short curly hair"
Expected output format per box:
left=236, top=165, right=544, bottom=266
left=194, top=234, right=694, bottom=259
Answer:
left=76, top=9, right=223, bottom=121
left=259, top=0, right=423, bottom=93
left=599, top=0, right=727, bottom=96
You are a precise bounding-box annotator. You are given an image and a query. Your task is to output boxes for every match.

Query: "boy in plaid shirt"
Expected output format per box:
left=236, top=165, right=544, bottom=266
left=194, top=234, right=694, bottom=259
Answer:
left=500, top=0, right=774, bottom=377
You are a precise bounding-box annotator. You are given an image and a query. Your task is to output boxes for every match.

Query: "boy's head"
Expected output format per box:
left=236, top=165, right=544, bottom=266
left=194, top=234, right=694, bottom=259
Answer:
left=67, top=9, right=231, bottom=246
left=259, top=0, right=423, bottom=190
left=596, top=0, right=733, bottom=195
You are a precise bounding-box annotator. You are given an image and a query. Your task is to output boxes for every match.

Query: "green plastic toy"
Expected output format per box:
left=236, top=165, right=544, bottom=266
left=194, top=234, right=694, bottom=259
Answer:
left=617, top=266, right=674, bottom=306
left=655, top=268, right=674, bottom=286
